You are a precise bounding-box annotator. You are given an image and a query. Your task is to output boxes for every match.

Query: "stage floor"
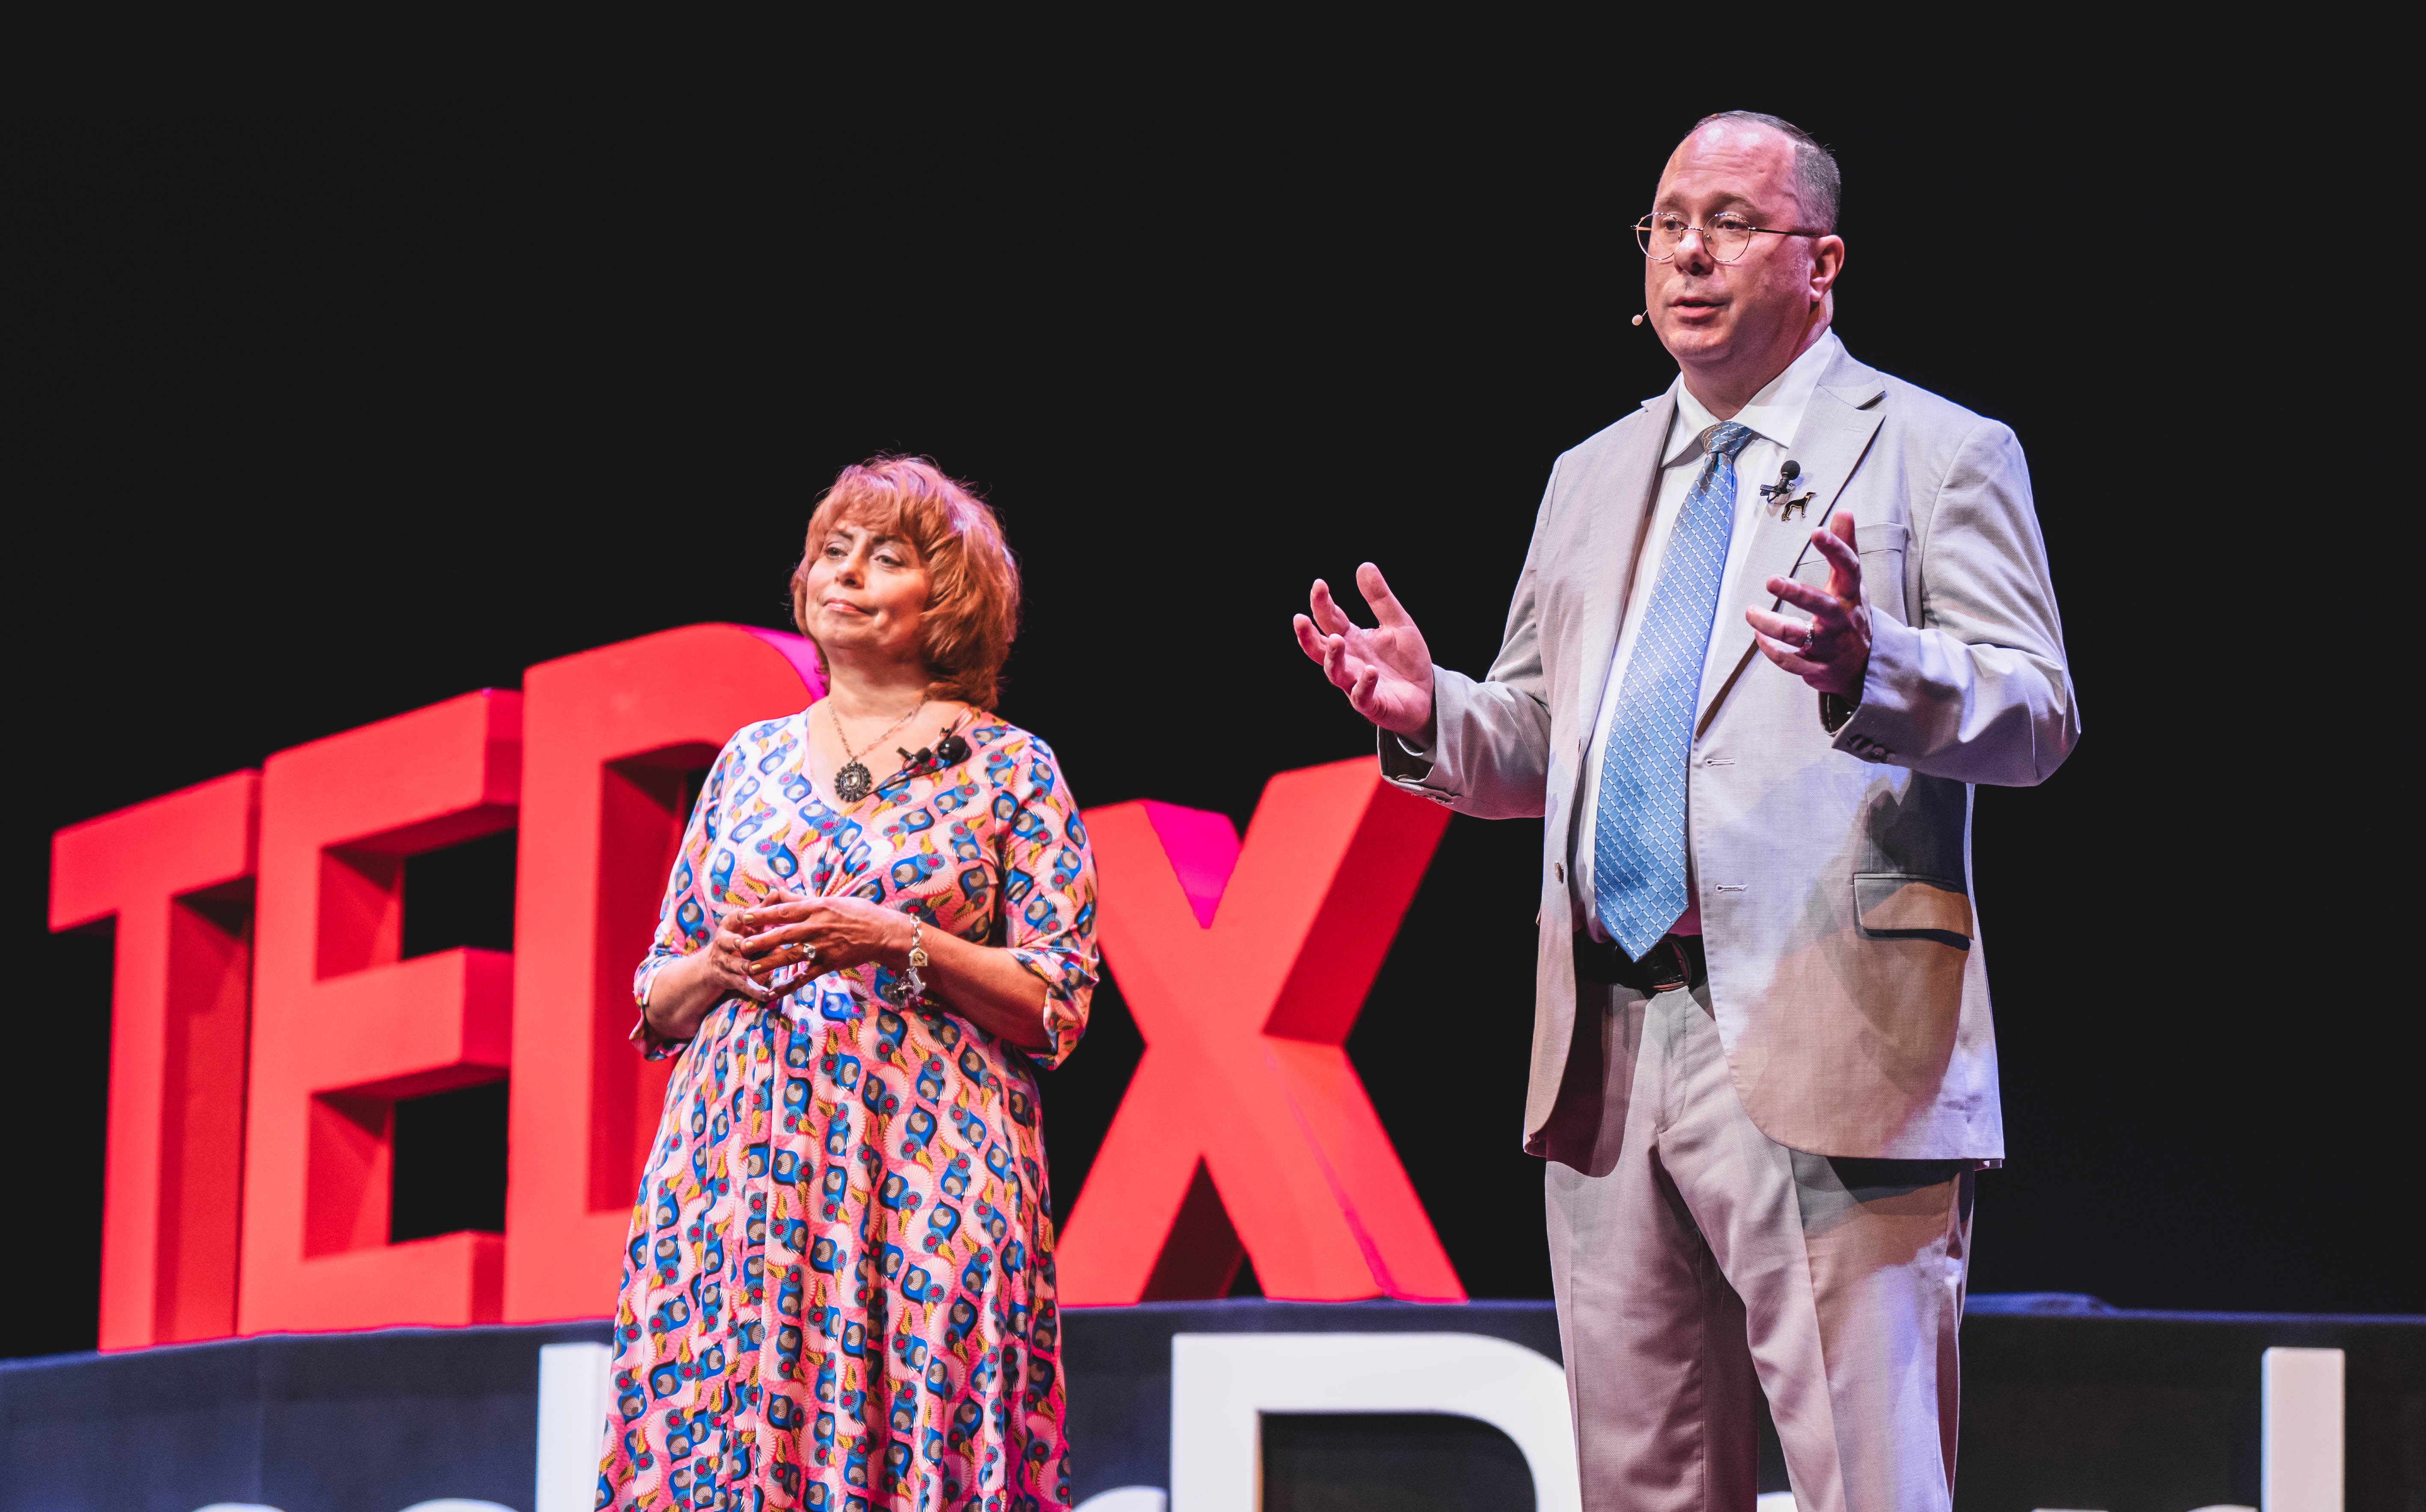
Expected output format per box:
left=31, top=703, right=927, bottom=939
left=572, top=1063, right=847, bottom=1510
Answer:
left=0, top=1297, right=2416, bottom=1510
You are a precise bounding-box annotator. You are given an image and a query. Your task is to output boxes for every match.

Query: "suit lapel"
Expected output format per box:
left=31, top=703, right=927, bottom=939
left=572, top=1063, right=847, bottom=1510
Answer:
left=1572, top=390, right=1677, bottom=755
left=1694, top=353, right=1888, bottom=737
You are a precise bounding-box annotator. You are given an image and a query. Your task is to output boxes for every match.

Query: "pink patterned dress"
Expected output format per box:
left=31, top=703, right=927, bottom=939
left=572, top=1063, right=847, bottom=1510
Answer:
left=599, top=708, right=1097, bottom=1512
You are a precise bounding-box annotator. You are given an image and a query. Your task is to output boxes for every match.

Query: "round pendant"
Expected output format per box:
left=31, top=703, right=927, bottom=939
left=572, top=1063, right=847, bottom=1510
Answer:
left=834, top=760, right=873, bottom=804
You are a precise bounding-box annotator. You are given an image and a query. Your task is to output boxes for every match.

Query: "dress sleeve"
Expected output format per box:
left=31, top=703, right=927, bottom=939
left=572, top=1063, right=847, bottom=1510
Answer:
left=629, top=731, right=752, bottom=1060
left=993, top=735, right=1100, bottom=1070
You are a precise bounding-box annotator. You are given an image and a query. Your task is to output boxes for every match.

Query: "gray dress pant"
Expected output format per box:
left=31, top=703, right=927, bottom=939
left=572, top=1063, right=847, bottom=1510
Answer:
left=1544, top=981, right=1974, bottom=1512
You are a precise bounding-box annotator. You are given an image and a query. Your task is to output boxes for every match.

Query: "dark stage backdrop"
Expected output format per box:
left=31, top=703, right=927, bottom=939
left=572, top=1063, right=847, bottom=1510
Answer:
left=15, top=68, right=2399, bottom=1360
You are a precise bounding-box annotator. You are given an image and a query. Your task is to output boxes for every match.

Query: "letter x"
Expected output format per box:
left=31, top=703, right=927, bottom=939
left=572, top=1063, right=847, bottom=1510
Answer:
left=1055, top=759, right=1464, bottom=1304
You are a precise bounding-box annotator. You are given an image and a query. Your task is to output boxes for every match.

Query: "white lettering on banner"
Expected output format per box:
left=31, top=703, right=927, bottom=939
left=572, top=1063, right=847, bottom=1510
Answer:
left=508, top=1335, right=2343, bottom=1511
left=535, top=1341, right=617, bottom=1512
left=1167, top=1332, right=1580, bottom=1512
left=193, top=1505, right=517, bottom=1512
left=2263, top=1346, right=2344, bottom=1512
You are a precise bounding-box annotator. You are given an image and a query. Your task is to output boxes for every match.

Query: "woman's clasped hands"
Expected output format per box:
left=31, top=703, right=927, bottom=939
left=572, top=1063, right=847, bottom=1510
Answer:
left=725, top=890, right=913, bottom=990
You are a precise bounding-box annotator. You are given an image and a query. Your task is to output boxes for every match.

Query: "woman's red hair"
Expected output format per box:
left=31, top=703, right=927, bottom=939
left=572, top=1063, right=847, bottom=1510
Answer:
left=791, top=457, right=1021, bottom=710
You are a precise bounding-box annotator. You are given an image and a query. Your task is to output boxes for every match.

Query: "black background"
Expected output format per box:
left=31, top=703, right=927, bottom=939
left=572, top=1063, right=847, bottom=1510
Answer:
left=14, top=57, right=2403, bottom=1360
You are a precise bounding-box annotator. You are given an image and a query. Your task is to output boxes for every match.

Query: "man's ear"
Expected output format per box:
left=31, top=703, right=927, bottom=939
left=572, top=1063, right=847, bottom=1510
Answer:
left=1811, top=234, right=1846, bottom=300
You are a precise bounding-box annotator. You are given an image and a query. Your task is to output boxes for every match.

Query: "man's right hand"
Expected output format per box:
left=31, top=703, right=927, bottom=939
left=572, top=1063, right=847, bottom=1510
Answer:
left=1292, top=561, right=1436, bottom=740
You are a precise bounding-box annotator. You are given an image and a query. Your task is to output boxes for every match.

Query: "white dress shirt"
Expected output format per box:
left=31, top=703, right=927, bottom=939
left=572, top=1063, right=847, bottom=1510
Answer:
left=1576, top=328, right=1842, bottom=942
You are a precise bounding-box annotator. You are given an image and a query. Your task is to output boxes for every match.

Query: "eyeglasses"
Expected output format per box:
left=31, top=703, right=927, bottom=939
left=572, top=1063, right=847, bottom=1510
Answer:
left=1636, top=211, right=1828, bottom=265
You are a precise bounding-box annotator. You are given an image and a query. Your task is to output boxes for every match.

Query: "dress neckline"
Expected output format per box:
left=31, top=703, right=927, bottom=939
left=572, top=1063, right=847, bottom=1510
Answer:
left=805, top=704, right=1002, bottom=822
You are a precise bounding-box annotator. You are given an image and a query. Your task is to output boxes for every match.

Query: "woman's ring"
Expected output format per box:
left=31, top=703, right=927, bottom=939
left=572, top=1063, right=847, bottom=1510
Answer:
left=1802, top=621, right=1821, bottom=652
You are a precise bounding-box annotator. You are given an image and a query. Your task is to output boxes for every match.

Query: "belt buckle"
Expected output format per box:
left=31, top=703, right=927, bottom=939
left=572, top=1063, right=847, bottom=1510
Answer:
left=1645, top=937, right=1692, bottom=993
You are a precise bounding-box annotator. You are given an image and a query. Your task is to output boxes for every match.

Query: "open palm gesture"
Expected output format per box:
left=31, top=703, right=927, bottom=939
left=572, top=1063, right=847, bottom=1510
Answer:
left=1292, top=562, right=1436, bottom=738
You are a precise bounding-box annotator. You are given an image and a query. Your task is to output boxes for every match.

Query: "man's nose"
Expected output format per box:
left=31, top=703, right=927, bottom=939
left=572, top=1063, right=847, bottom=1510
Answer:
left=1672, top=227, right=1717, bottom=275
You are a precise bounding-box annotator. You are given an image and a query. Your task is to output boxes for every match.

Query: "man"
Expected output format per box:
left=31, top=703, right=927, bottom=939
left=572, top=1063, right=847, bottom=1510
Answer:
left=1293, top=112, right=2078, bottom=1509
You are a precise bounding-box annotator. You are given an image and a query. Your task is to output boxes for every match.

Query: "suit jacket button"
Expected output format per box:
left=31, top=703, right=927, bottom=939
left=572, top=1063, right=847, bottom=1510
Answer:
left=1552, top=861, right=1565, bottom=883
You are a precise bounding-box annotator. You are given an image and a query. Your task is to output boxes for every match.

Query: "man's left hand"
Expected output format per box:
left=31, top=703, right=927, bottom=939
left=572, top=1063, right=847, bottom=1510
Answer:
left=1748, top=511, right=1871, bottom=699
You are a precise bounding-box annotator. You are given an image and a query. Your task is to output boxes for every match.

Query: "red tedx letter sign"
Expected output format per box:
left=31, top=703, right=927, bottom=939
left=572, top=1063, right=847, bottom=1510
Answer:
left=1056, top=758, right=1463, bottom=1304
left=504, top=624, right=823, bottom=1322
left=50, top=772, right=259, bottom=1350
left=239, top=689, right=521, bottom=1333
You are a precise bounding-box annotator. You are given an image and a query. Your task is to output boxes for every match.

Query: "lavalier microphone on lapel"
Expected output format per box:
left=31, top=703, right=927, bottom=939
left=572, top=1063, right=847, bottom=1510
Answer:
left=1762, top=460, right=1811, bottom=519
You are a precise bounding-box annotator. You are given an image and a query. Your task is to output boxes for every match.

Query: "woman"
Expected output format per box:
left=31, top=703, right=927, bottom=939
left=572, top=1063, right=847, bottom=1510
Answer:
left=600, top=457, right=1097, bottom=1512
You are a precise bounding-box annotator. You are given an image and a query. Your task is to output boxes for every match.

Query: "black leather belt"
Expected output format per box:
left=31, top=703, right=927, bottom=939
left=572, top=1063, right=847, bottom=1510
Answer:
left=1573, top=931, right=1707, bottom=994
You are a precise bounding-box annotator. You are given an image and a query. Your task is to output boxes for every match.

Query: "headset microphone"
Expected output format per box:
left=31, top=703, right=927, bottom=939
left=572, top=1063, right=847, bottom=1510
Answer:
left=1632, top=312, right=1646, bottom=326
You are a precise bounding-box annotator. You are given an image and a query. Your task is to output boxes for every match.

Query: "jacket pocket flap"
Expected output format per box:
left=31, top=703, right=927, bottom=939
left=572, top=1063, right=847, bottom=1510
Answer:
left=1854, top=522, right=1910, bottom=554
left=1853, top=872, right=1971, bottom=948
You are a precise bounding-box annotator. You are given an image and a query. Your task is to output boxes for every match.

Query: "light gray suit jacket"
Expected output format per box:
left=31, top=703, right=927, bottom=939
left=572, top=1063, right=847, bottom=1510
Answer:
left=1382, top=342, right=2078, bottom=1165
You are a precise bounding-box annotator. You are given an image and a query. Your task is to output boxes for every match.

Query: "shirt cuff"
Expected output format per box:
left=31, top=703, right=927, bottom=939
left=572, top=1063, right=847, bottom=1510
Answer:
left=1829, top=612, right=1920, bottom=765
left=1376, top=725, right=1436, bottom=782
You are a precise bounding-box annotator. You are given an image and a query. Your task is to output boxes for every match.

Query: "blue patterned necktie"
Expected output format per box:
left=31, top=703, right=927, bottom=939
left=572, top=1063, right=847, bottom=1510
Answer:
left=1593, top=421, right=1757, bottom=958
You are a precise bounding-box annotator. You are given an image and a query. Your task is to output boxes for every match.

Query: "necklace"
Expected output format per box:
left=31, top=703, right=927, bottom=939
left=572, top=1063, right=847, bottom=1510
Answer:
left=828, top=698, right=925, bottom=804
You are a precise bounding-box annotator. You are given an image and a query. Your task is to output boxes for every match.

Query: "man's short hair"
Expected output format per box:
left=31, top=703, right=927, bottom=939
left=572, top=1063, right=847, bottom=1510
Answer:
left=1691, top=110, right=1840, bottom=233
